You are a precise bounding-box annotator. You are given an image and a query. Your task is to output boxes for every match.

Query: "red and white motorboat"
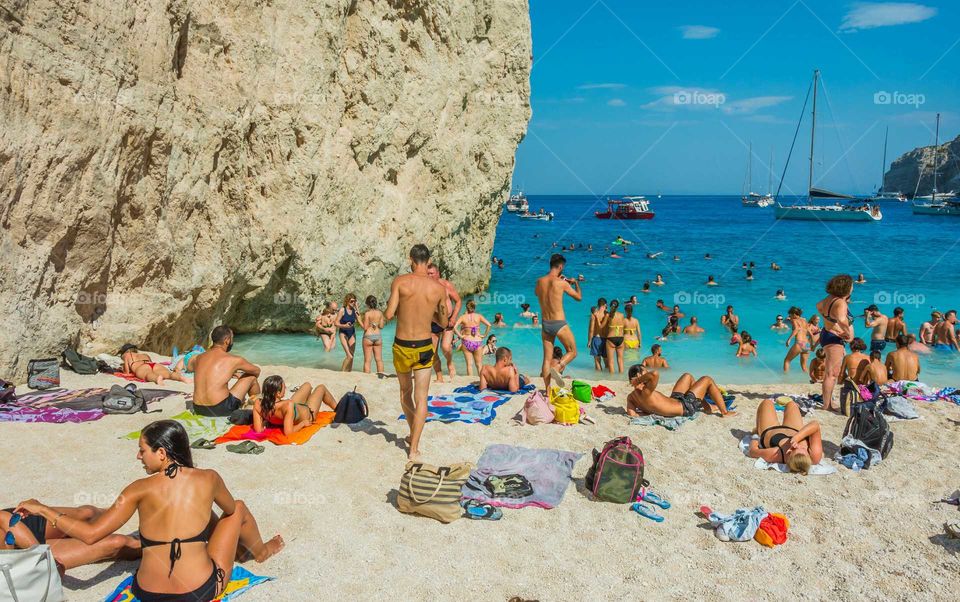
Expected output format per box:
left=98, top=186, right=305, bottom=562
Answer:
left=594, top=197, right=655, bottom=220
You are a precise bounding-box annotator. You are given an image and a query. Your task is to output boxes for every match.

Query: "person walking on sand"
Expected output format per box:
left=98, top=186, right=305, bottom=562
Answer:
left=361, top=295, right=386, bottom=374
left=190, top=326, right=261, bottom=417
left=816, top=274, right=855, bottom=411
left=427, top=263, right=462, bottom=383
left=534, top=254, right=581, bottom=389
left=386, top=244, right=448, bottom=461
left=783, top=307, right=811, bottom=373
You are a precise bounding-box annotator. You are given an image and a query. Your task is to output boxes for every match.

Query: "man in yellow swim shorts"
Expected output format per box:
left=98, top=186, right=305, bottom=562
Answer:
left=385, top=244, right=449, bottom=461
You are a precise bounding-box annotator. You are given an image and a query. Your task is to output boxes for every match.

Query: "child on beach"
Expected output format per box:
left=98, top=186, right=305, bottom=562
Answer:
left=808, top=348, right=826, bottom=383
left=736, top=332, right=757, bottom=357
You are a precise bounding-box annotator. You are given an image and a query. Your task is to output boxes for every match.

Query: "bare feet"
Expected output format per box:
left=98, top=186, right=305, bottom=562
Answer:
left=255, top=535, right=285, bottom=563
left=721, top=411, right=738, bottom=418
left=408, top=450, right=422, bottom=462
left=156, top=376, right=165, bottom=386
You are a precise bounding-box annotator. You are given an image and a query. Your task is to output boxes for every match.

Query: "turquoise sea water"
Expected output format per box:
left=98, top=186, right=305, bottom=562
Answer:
left=234, top=195, right=960, bottom=384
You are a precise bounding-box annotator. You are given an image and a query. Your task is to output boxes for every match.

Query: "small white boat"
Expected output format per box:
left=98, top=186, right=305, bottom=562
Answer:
left=505, top=192, right=529, bottom=213
left=912, top=200, right=960, bottom=216
left=742, top=192, right=774, bottom=207
left=741, top=143, right=775, bottom=207
left=867, top=191, right=907, bottom=203
left=774, top=202, right=883, bottom=221
left=518, top=209, right=554, bottom=221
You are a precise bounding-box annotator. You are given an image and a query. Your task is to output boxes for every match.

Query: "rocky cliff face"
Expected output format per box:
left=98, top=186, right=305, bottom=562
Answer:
left=0, top=0, right=531, bottom=378
left=884, top=134, right=960, bottom=196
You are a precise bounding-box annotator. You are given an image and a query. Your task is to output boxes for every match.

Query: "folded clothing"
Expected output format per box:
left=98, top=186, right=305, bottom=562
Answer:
left=754, top=513, right=789, bottom=547
left=884, top=395, right=920, bottom=420
left=708, top=506, right=767, bottom=542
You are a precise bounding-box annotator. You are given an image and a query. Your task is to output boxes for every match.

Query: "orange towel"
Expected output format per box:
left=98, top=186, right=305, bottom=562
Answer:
left=214, top=412, right=335, bottom=446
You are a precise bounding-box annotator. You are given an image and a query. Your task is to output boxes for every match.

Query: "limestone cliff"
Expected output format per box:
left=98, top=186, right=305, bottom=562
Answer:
left=0, top=0, right=531, bottom=378
left=883, top=134, right=960, bottom=196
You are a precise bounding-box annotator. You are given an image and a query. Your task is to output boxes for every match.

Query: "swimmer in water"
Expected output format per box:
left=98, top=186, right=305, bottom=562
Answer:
left=706, top=275, right=718, bottom=286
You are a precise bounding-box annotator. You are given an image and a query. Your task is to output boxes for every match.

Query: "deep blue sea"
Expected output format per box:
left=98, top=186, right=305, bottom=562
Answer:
left=235, top=195, right=960, bottom=384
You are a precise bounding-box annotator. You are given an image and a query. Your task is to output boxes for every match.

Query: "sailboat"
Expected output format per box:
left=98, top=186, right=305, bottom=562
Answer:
left=741, top=142, right=773, bottom=207
left=867, top=127, right=906, bottom=202
left=913, top=113, right=960, bottom=215
left=773, top=70, right=882, bottom=222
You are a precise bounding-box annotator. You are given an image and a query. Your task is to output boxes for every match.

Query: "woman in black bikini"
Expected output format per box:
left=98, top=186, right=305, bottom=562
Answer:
left=602, top=300, right=626, bottom=374
left=253, top=375, right=338, bottom=436
left=15, top=421, right=283, bottom=601
left=816, top=274, right=855, bottom=412
left=747, top=399, right=823, bottom=475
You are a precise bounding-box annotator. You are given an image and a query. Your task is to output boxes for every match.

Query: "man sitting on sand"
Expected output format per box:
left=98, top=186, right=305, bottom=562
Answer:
left=626, top=365, right=735, bottom=418
left=386, top=244, right=448, bottom=460
left=479, top=347, right=528, bottom=393
left=640, top=344, right=670, bottom=369
left=885, top=335, right=921, bottom=381
left=190, top=325, right=261, bottom=417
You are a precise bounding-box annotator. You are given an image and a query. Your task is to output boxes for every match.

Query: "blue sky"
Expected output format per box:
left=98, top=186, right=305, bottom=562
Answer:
left=515, top=0, right=959, bottom=195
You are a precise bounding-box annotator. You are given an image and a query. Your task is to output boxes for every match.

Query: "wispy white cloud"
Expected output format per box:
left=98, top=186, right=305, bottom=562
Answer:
left=607, top=98, right=627, bottom=107
left=720, top=95, right=792, bottom=115
left=578, top=83, right=626, bottom=90
left=641, top=86, right=725, bottom=111
left=839, top=2, right=936, bottom=32
left=679, top=25, right=720, bottom=39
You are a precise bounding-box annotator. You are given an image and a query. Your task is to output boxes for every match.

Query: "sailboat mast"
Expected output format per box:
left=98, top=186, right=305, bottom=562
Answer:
left=880, top=126, right=888, bottom=194
left=933, top=112, right=940, bottom=202
left=807, top=69, right=819, bottom=199
left=748, top=142, right=753, bottom=193
left=768, top=147, right=773, bottom=195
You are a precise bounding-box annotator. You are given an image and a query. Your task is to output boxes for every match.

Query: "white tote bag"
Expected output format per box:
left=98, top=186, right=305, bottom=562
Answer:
left=0, top=545, right=64, bottom=602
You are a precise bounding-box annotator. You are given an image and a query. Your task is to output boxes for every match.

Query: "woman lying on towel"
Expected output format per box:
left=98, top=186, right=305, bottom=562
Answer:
left=253, top=375, right=339, bottom=436
left=15, top=420, right=284, bottom=601
left=747, top=399, right=823, bottom=475
left=1, top=505, right=140, bottom=574
left=120, top=344, right=190, bottom=385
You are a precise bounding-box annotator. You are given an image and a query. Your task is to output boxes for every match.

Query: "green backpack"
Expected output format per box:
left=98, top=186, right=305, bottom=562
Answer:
left=585, top=437, right=648, bottom=503
left=62, top=348, right=99, bottom=375
left=571, top=380, right=592, bottom=403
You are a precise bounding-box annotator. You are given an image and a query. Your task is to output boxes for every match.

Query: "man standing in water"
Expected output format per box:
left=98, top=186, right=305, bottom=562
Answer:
left=864, top=305, right=889, bottom=354
left=534, top=254, right=581, bottom=389
left=190, top=325, right=261, bottom=416
left=427, top=263, right=461, bottom=383
left=386, top=245, right=448, bottom=460
left=885, top=307, right=908, bottom=342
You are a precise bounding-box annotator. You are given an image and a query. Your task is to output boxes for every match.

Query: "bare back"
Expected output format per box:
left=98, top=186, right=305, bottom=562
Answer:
left=389, top=273, right=447, bottom=340
left=535, top=274, right=575, bottom=321
left=192, top=349, right=247, bottom=405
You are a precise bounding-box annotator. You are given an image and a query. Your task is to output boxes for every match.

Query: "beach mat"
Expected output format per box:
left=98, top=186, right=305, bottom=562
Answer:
left=461, top=444, right=582, bottom=509
left=2, top=388, right=177, bottom=424
left=215, top=412, right=335, bottom=446
left=123, top=410, right=233, bottom=441
left=399, top=392, right=511, bottom=425
left=104, top=565, right=272, bottom=601
left=453, top=382, right=535, bottom=396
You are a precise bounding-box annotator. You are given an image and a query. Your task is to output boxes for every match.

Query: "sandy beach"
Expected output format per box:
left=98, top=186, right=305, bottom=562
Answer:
left=3, top=362, right=959, bottom=601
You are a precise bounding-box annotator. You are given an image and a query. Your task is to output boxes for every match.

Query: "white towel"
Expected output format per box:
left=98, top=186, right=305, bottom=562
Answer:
left=739, top=434, right=837, bottom=476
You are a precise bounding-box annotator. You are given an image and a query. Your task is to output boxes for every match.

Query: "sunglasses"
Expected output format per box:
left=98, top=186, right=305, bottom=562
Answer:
left=4, top=512, right=21, bottom=546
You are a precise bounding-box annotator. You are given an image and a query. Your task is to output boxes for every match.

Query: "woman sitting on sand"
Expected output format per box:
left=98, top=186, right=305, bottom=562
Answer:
left=1, top=504, right=140, bottom=575
left=816, top=274, right=855, bottom=412
left=736, top=332, right=757, bottom=357
left=452, top=300, right=491, bottom=376
left=253, top=376, right=338, bottom=436
left=603, top=300, right=626, bottom=374
left=15, top=421, right=283, bottom=601
left=747, top=399, right=823, bottom=475
left=120, top=344, right=190, bottom=385
left=315, top=302, right=338, bottom=352
left=361, top=296, right=385, bottom=374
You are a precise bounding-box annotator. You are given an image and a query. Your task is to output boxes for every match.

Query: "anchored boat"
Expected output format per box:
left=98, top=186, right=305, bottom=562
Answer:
left=595, top=197, right=655, bottom=220
left=505, top=192, right=529, bottom=213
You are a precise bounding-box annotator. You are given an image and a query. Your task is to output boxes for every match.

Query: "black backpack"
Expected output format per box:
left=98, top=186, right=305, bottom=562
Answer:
left=62, top=348, right=99, bottom=375
left=334, top=388, right=368, bottom=424
left=0, top=379, right=15, bottom=404
left=842, top=402, right=893, bottom=459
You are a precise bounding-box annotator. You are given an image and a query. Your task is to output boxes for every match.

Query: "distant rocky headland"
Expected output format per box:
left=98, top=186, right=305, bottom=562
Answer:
left=0, top=0, right=532, bottom=378
left=884, top=133, right=960, bottom=196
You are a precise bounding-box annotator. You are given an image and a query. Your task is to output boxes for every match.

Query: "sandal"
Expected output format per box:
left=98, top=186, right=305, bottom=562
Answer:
left=226, top=441, right=265, bottom=455
left=631, top=502, right=664, bottom=523
left=637, top=488, right=671, bottom=510
left=461, top=500, right=503, bottom=521
left=190, top=438, right=216, bottom=450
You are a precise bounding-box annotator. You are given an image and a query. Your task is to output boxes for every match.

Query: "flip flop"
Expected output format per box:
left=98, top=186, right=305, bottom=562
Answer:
left=226, top=441, right=264, bottom=455
left=637, top=489, right=671, bottom=510
left=190, top=438, right=216, bottom=449
left=631, top=502, right=664, bottom=523
left=946, top=521, right=960, bottom=539
left=699, top=505, right=714, bottom=518
left=461, top=500, right=503, bottom=521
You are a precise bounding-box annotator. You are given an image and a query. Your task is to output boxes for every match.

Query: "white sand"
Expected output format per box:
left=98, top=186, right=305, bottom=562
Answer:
left=3, top=364, right=959, bottom=600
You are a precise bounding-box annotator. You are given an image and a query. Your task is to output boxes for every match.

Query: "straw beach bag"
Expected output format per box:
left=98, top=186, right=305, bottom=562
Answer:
left=398, top=462, right=473, bottom=523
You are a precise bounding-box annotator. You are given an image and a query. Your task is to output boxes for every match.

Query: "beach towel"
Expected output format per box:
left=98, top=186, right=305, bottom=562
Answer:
left=2, top=388, right=176, bottom=424
left=104, top=565, right=272, bottom=602
left=122, top=410, right=233, bottom=442
left=453, top=382, right=535, bottom=396
left=884, top=380, right=954, bottom=403
left=215, top=412, right=335, bottom=446
left=113, top=372, right=147, bottom=383
left=399, top=392, right=511, bottom=425
left=0, top=404, right=105, bottom=424
left=461, top=444, right=582, bottom=509
left=630, top=413, right=697, bottom=430
left=738, top=435, right=837, bottom=476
